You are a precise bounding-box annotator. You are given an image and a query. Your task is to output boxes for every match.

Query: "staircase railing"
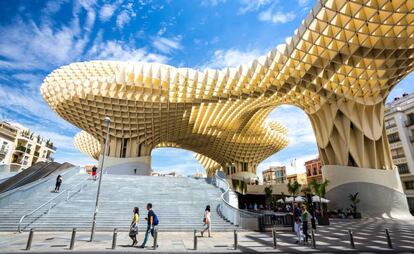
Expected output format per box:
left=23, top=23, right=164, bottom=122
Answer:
left=17, top=179, right=88, bottom=232
left=215, top=171, right=260, bottom=231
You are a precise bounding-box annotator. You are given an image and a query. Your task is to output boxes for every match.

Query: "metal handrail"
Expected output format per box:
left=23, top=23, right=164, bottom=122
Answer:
left=17, top=179, right=88, bottom=232
left=215, top=172, right=260, bottom=224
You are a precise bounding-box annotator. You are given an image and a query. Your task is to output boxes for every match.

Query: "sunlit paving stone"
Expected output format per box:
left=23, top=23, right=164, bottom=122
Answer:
left=365, top=245, right=391, bottom=251
left=328, top=246, right=355, bottom=251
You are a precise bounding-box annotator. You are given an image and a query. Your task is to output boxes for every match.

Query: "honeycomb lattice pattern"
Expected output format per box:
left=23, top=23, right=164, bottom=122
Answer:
left=43, top=0, right=414, bottom=173
left=74, top=131, right=101, bottom=160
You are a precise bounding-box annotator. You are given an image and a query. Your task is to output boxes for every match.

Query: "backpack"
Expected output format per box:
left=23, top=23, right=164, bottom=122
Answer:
left=153, top=212, right=159, bottom=225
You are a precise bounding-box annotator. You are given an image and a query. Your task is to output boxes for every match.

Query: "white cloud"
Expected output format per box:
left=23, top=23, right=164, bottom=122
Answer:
left=267, top=105, right=316, bottom=146
left=258, top=9, right=296, bottom=24
left=116, top=3, right=136, bottom=29
left=297, top=0, right=310, bottom=7
left=152, top=36, right=182, bottom=54
left=100, top=3, right=117, bottom=21
left=200, top=48, right=264, bottom=69
left=201, top=0, right=226, bottom=7
left=238, top=0, right=271, bottom=14
left=116, top=10, right=131, bottom=29
left=88, top=39, right=168, bottom=63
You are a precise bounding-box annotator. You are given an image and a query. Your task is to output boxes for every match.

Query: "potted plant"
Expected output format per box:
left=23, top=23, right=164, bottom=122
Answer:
left=309, top=179, right=330, bottom=225
left=348, top=192, right=361, bottom=218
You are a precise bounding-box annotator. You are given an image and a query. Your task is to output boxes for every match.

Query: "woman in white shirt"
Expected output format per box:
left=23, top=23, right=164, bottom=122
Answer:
left=201, top=205, right=211, bottom=237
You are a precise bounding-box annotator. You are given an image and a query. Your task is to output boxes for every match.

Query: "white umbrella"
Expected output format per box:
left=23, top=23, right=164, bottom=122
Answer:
left=285, top=196, right=305, bottom=203
left=312, top=195, right=330, bottom=203
left=276, top=198, right=284, bottom=203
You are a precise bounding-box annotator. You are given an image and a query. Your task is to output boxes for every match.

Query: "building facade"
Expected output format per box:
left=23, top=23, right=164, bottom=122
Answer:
left=384, top=93, right=414, bottom=213
left=0, top=121, right=56, bottom=172
left=262, top=166, right=286, bottom=185
left=287, top=173, right=308, bottom=186
left=305, top=157, right=323, bottom=184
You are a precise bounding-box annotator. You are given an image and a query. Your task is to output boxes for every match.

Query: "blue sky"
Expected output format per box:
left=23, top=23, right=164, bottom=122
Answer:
left=1, top=0, right=413, bottom=177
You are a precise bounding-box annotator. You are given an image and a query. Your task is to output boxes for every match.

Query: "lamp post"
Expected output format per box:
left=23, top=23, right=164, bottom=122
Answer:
left=90, top=116, right=111, bottom=242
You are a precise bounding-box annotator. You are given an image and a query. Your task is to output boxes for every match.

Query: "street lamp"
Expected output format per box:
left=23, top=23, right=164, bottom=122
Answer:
left=90, top=116, right=111, bottom=242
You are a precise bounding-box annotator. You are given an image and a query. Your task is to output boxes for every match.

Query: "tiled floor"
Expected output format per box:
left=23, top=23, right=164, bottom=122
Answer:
left=0, top=218, right=413, bottom=253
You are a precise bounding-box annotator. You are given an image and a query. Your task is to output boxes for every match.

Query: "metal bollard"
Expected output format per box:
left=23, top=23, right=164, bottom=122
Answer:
left=311, top=229, right=316, bottom=249
left=69, top=228, right=76, bottom=250
left=193, top=229, right=197, bottom=250
left=26, top=229, right=34, bottom=251
left=272, top=228, right=277, bottom=249
left=348, top=229, right=355, bottom=249
left=385, top=229, right=393, bottom=249
left=112, top=228, right=117, bottom=250
left=234, top=230, right=238, bottom=250
left=153, top=228, right=158, bottom=250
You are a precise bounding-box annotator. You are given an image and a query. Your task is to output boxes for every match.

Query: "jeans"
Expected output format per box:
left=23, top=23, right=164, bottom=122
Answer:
left=294, top=222, right=302, bottom=242
left=302, top=221, right=310, bottom=242
left=141, top=224, right=155, bottom=247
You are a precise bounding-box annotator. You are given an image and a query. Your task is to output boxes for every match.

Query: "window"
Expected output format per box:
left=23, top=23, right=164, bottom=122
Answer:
left=405, top=181, right=414, bottom=190
left=385, top=118, right=396, bottom=129
left=307, top=169, right=311, bottom=176
left=397, top=164, right=410, bottom=174
left=387, top=133, right=400, bottom=143
left=406, top=113, right=414, bottom=127
left=313, top=167, right=317, bottom=175
left=391, top=148, right=405, bottom=159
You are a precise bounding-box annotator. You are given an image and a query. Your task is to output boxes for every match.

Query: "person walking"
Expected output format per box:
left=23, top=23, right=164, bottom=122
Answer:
left=301, top=205, right=312, bottom=244
left=293, top=203, right=302, bottom=244
left=129, top=207, right=139, bottom=246
left=139, top=203, right=158, bottom=248
left=200, top=205, right=211, bottom=237
left=54, top=175, right=62, bottom=192
left=91, top=165, right=97, bottom=181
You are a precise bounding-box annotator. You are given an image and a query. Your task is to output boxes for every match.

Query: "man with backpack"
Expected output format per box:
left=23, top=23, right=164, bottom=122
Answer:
left=139, top=203, right=159, bottom=248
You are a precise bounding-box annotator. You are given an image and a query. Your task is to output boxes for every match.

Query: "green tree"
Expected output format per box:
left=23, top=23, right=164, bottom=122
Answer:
left=309, top=179, right=330, bottom=216
left=264, top=185, right=273, bottom=207
left=287, top=180, right=301, bottom=202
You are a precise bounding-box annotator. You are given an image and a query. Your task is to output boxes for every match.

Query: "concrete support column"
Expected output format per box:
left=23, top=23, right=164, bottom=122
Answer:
left=309, top=99, right=393, bottom=170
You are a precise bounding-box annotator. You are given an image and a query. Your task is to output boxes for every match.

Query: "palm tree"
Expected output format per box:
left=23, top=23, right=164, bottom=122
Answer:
left=287, top=180, right=302, bottom=202
left=309, top=179, right=330, bottom=216
left=264, top=186, right=273, bottom=208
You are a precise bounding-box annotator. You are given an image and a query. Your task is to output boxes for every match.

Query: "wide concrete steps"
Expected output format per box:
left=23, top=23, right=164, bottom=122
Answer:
left=0, top=174, right=236, bottom=232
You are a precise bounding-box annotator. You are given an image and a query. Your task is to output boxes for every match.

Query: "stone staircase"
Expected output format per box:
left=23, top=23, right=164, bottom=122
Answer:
left=0, top=172, right=236, bottom=232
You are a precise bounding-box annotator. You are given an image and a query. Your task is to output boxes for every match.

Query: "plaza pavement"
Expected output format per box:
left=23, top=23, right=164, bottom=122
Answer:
left=0, top=218, right=413, bottom=253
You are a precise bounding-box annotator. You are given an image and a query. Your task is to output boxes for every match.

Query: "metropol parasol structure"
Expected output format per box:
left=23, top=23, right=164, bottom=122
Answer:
left=41, top=0, right=414, bottom=216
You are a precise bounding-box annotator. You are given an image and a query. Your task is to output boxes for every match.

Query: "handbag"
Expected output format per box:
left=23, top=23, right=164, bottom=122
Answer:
left=129, top=224, right=138, bottom=236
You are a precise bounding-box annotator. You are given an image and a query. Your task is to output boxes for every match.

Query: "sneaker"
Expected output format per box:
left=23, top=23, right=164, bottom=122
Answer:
left=138, top=245, right=145, bottom=249
left=295, top=240, right=298, bottom=244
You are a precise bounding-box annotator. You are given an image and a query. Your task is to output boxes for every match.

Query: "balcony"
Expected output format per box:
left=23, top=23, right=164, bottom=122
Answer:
left=34, top=151, right=40, bottom=157
left=392, top=154, right=405, bottom=160
left=406, top=118, right=414, bottom=127
left=388, top=138, right=401, bottom=144
left=385, top=123, right=397, bottom=129
left=15, top=146, right=30, bottom=154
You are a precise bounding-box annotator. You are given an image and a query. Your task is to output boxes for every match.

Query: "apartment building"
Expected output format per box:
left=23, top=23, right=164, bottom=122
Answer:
left=287, top=173, right=308, bottom=185
left=0, top=121, right=56, bottom=172
left=305, top=157, right=323, bottom=183
left=385, top=93, right=414, bottom=212
left=262, top=166, right=286, bottom=185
